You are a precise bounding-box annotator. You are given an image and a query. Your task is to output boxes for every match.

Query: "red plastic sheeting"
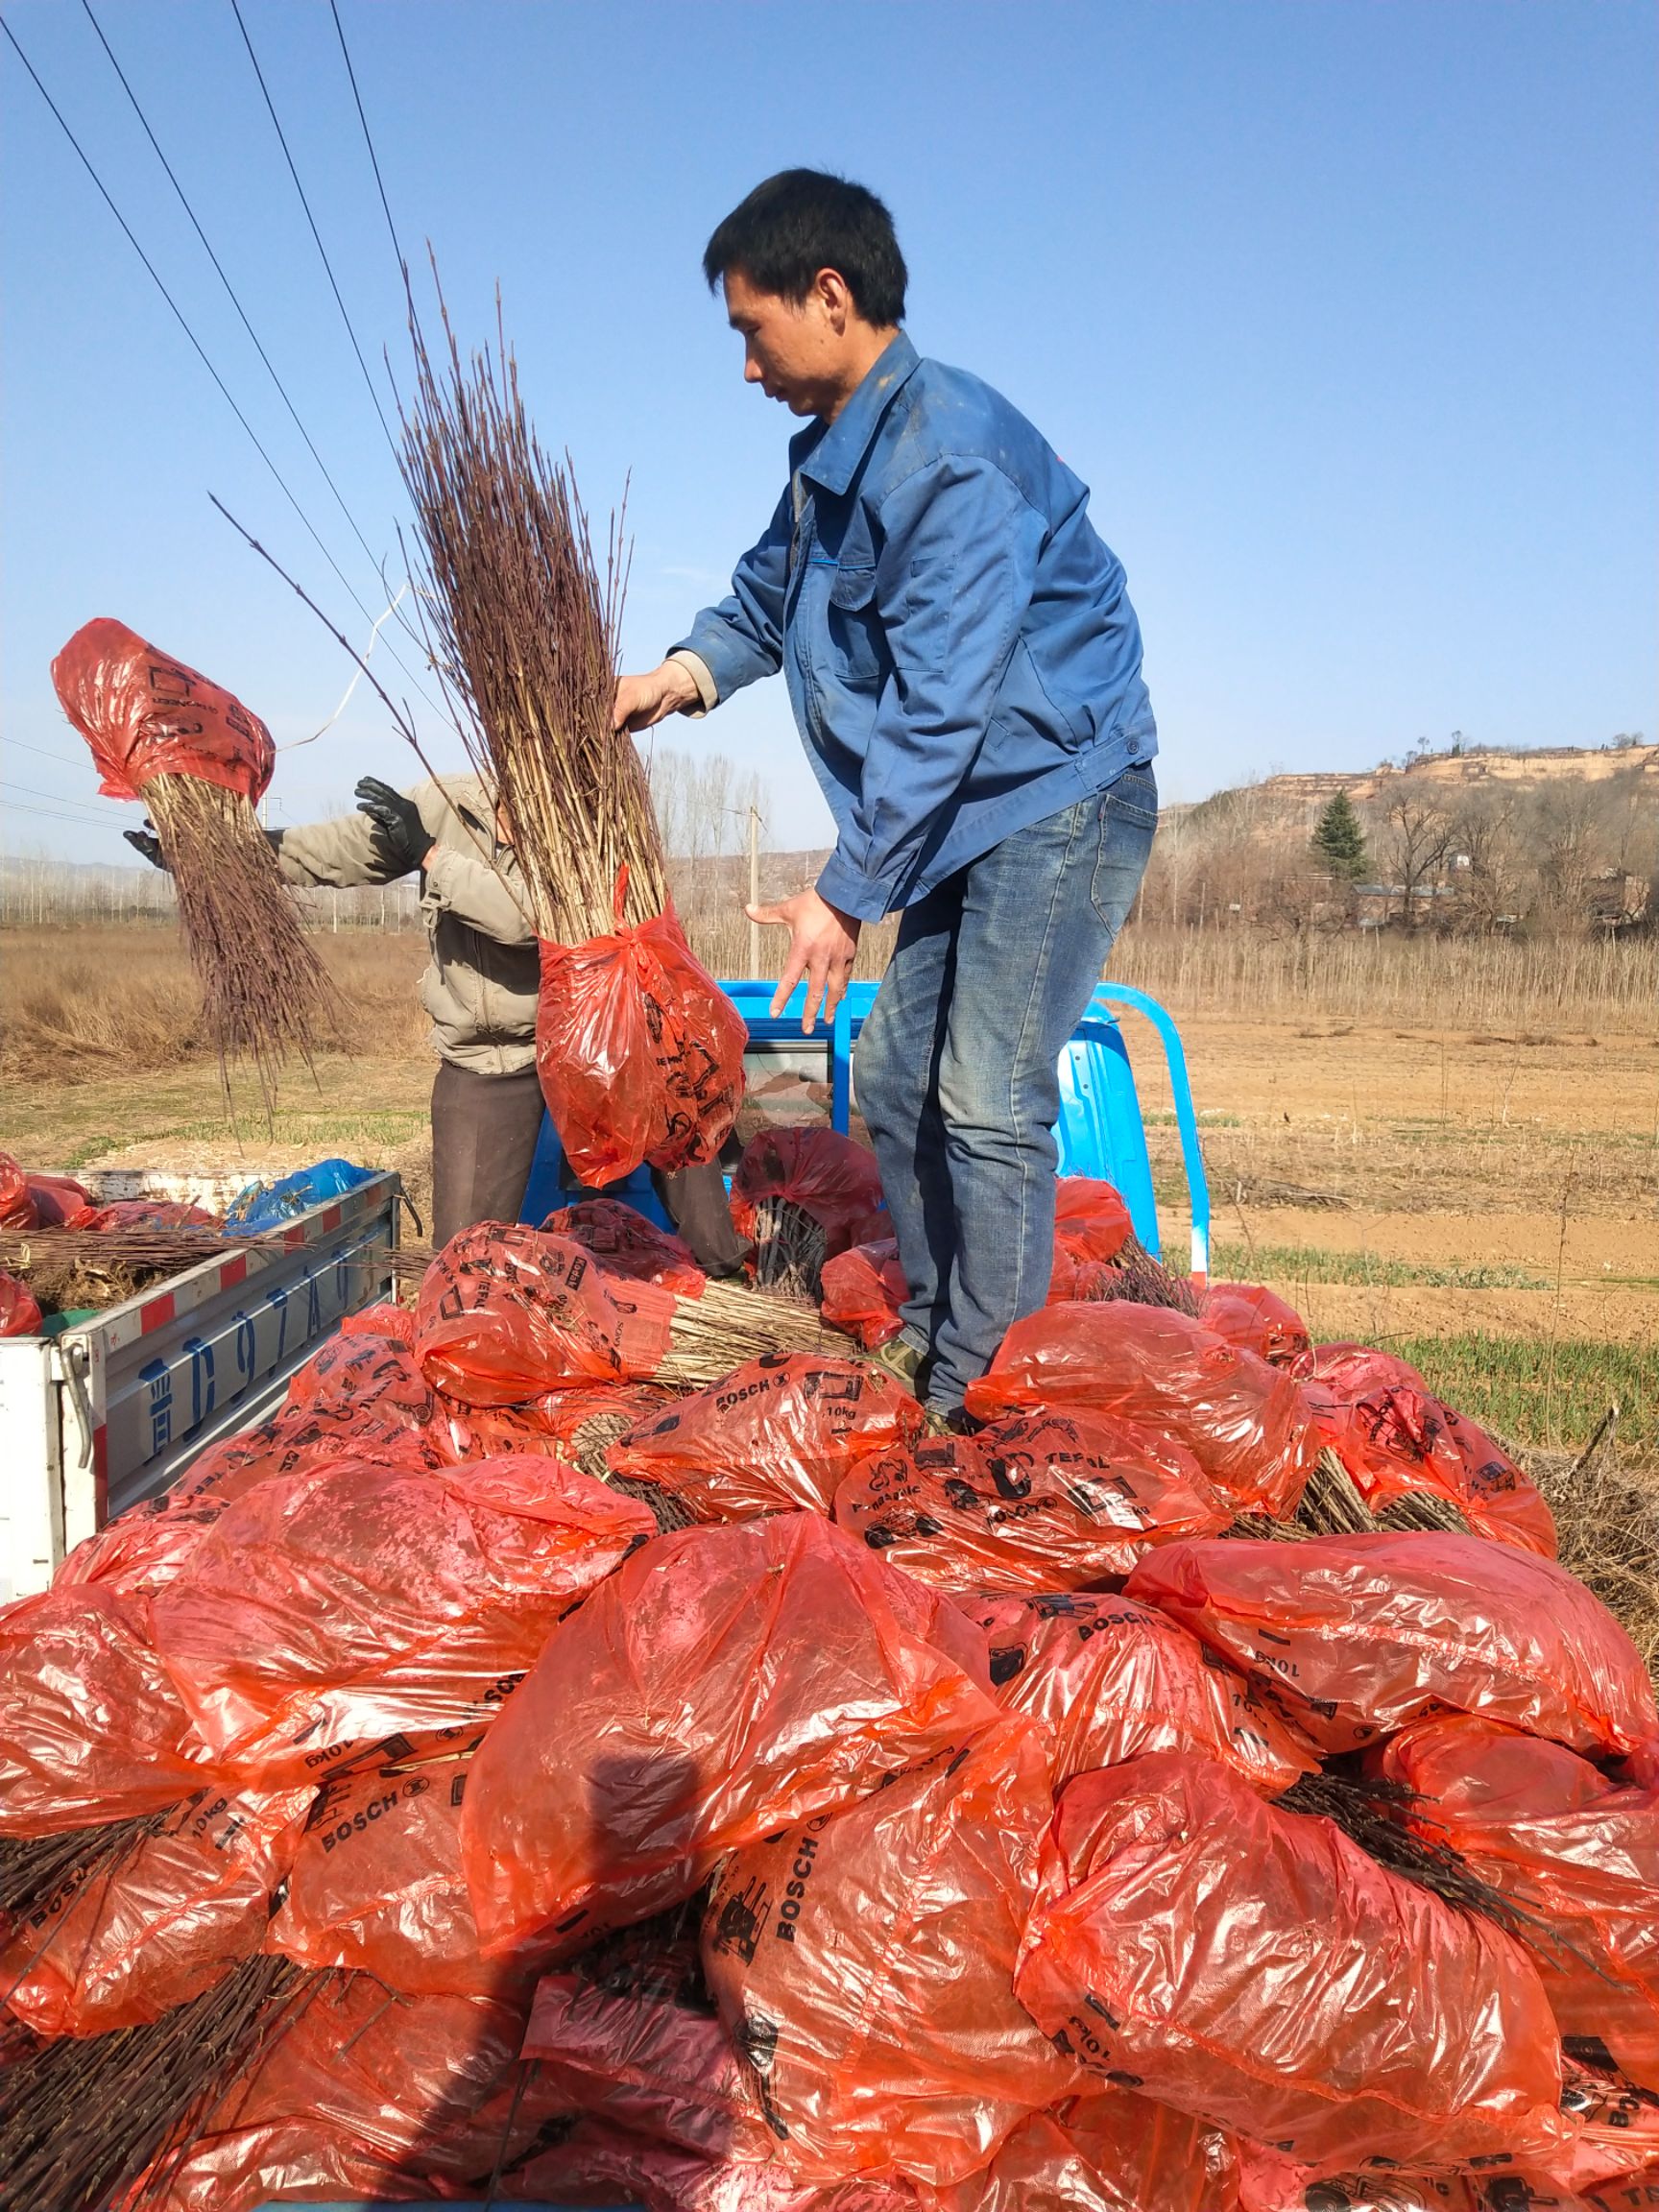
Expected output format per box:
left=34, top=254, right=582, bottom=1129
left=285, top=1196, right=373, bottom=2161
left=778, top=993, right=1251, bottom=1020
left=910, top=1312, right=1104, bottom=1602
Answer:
left=608, top=1354, right=925, bottom=1520
left=730, top=1128, right=888, bottom=1258
left=1198, top=1283, right=1313, bottom=1375
left=832, top=1410, right=1229, bottom=1595
left=1015, top=1751, right=1570, bottom=2177
left=0, top=1584, right=204, bottom=1834
left=1127, top=1532, right=1659, bottom=1758
left=1, top=1783, right=310, bottom=2035
left=971, top=1592, right=1316, bottom=1794
left=702, top=1722, right=1082, bottom=2186
left=271, top=1737, right=539, bottom=1999
left=461, top=1513, right=999, bottom=1960
left=141, top=1975, right=552, bottom=2212
left=24, top=1172, right=92, bottom=1228
left=415, top=1223, right=677, bottom=1405
left=0, top=1150, right=36, bottom=1228
left=523, top=1964, right=778, bottom=2164
left=149, top=1454, right=655, bottom=1772
left=1306, top=1344, right=1557, bottom=1557
left=536, top=898, right=747, bottom=1187
left=445, top=1381, right=678, bottom=1466
left=65, top=1198, right=220, bottom=1231
left=542, top=1196, right=708, bottom=1295
left=1382, top=1715, right=1659, bottom=2094
left=820, top=1238, right=907, bottom=1350
left=52, top=616, right=276, bottom=803
left=964, top=1303, right=1320, bottom=1519
left=0, top=1268, right=43, bottom=1336
left=927, top=2089, right=1229, bottom=2212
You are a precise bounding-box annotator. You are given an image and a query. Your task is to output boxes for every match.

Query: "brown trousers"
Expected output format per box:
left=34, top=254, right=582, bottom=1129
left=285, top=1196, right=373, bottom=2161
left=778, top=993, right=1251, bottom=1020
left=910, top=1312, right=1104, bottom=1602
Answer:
left=429, top=1060, right=747, bottom=1272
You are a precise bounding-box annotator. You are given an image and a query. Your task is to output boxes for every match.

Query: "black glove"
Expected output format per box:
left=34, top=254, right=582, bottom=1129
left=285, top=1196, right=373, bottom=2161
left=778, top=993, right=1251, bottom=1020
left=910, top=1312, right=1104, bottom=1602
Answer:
left=354, top=777, right=434, bottom=872
left=125, top=825, right=168, bottom=871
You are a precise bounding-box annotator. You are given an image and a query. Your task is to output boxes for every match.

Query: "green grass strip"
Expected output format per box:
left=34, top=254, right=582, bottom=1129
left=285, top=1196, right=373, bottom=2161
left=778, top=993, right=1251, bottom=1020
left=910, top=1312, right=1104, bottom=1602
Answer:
left=1212, top=1240, right=1548, bottom=1291
left=1389, top=1332, right=1658, bottom=1468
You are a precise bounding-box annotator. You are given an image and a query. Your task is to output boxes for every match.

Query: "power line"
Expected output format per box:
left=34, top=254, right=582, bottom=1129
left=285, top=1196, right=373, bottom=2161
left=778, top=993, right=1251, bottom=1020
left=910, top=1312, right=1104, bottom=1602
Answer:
left=328, top=0, right=408, bottom=288
left=3, top=734, right=85, bottom=769
left=0, top=10, right=390, bottom=642
left=80, top=0, right=384, bottom=577
left=1, top=776, right=110, bottom=813
left=228, top=0, right=400, bottom=465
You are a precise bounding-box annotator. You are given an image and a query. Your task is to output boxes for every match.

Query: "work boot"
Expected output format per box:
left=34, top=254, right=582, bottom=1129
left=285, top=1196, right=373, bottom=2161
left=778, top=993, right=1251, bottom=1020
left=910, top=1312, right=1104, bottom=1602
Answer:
left=923, top=1402, right=979, bottom=1437
left=867, top=1334, right=928, bottom=1398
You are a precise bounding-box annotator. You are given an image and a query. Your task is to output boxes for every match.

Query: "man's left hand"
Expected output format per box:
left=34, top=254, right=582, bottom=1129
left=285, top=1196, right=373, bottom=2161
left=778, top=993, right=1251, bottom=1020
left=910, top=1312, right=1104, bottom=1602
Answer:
left=355, top=778, right=434, bottom=872
left=748, top=887, right=861, bottom=1034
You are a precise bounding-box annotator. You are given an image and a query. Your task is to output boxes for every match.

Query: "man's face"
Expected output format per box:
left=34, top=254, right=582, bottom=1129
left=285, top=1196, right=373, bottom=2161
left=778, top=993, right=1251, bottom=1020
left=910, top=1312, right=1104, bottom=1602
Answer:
left=722, top=267, right=848, bottom=419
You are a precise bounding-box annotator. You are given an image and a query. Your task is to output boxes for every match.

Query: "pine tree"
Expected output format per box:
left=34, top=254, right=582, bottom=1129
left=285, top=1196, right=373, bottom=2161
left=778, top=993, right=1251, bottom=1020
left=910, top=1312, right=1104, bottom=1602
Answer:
left=1311, top=790, right=1368, bottom=879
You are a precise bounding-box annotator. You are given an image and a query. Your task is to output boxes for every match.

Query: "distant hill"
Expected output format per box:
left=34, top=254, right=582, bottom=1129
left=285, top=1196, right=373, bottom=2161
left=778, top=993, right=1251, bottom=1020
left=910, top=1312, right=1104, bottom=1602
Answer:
left=1173, top=739, right=1657, bottom=829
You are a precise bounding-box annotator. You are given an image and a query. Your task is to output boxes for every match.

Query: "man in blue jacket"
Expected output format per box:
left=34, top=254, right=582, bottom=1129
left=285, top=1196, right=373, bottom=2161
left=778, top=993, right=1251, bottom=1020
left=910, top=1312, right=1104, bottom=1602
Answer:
left=614, top=169, right=1158, bottom=1416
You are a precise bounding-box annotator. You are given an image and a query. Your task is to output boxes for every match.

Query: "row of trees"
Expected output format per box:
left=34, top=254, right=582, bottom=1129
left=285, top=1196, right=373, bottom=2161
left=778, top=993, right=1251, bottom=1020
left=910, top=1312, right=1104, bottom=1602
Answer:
left=1141, top=757, right=1655, bottom=938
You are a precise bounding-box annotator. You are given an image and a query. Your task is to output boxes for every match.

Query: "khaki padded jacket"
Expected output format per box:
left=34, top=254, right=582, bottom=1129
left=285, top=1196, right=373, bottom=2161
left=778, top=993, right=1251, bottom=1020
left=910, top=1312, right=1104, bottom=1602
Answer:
left=275, top=777, right=538, bottom=1076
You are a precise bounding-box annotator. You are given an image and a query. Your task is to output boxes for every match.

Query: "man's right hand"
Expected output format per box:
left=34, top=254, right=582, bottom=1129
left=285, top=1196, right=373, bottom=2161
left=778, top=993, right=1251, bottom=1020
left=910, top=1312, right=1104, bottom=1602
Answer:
left=125, top=826, right=167, bottom=871
left=613, top=659, right=701, bottom=733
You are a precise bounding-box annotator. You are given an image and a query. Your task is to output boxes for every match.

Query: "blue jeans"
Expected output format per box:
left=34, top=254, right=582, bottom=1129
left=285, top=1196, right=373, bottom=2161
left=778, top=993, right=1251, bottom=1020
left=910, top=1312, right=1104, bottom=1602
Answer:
left=854, top=765, right=1158, bottom=1408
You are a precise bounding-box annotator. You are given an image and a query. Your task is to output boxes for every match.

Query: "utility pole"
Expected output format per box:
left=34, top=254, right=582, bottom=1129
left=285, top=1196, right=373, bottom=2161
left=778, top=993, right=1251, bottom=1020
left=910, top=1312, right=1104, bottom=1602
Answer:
left=747, top=802, right=761, bottom=976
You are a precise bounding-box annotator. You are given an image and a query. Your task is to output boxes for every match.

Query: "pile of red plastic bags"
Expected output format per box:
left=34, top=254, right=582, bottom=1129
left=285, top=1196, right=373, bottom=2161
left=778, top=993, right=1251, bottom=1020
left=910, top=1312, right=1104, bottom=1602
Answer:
left=1, top=1140, right=1655, bottom=2212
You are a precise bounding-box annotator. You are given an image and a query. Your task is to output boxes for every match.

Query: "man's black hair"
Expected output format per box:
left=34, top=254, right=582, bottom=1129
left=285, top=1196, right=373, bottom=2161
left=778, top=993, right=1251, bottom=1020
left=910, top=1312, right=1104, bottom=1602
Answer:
left=703, top=169, right=906, bottom=326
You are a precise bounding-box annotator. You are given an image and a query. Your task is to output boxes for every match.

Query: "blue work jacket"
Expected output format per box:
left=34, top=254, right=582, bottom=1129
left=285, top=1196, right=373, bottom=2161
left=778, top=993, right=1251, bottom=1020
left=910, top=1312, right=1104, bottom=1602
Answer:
left=671, top=331, right=1157, bottom=921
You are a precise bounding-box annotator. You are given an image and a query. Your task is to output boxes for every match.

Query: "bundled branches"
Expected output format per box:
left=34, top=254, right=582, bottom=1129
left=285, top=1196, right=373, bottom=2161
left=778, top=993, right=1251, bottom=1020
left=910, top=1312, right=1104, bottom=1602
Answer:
left=398, top=288, right=665, bottom=942
left=0, top=1807, right=174, bottom=1926
left=0, top=1953, right=305, bottom=2212
left=747, top=1195, right=831, bottom=1306
left=143, top=773, right=342, bottom=1094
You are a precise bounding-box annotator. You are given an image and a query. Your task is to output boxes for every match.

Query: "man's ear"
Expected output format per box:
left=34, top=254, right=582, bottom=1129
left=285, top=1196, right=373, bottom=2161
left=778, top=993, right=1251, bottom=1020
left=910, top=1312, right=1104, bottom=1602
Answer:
left=814, top=267, right=853, bottom=332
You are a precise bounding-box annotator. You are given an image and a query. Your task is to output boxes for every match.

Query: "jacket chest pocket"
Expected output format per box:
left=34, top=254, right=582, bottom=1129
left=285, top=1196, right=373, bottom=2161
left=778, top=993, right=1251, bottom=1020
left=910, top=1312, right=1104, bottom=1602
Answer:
left=825, top=564, right=885, bottom=692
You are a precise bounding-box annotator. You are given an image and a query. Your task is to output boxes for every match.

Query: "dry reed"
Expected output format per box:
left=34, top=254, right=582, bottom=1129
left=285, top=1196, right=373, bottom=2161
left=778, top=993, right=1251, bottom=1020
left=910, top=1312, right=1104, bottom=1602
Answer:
left=398, top=291, right=664, bottom=942
left=143, top=774, right=342, bottom=1093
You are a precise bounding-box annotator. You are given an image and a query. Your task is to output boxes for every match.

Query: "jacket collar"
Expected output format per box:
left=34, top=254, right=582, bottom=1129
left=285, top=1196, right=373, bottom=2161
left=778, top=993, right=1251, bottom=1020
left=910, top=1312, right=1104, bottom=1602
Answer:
left=793, top=331, right=921, bottom=496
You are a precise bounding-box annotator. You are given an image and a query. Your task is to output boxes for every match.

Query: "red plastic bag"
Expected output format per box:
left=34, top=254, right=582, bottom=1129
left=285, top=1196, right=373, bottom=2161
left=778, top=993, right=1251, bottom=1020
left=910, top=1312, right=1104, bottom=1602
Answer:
left=1127, top=1532, right=1659, bottom=1758
left=929, top=2088, right=1228, bottom=2212
left=1306, top=1344, right=1557, bottom=1556
left=1015, top=1751, right=1570, bottom=2177
left=149, top=1454, right=655, bottom=1771
left=1198, top=1282, right=1313, bottom=1375
left=24, top=1171, right=92, bottom=1227
left=66, top=1198, right=221, bottom=1231
left=339, top=1299, right=420, bottom=1344
left=731, top=1128, right=888, bottom=1258
left=537, top=890, right=747, bottom=1186
left=505, top=2124, right=922, bottom=2212
left=970, top=1591, right=1315, bottom=1793
left=0, top=1584, right=204, bottom=1834
left=833, top=1409, right=1229, bottom=1594
left=0, top=1268, right=43, bottom=1336
left=1, top=1782, right=310, bottom=2035
left=461, top=1513, right=999, bottom=1960
left=1382, top=1715, right=1659, bottom=2094
left=271, top=1736, right=541, bottom=1999
left=0, top=1150, right=37, bottom=1228
left=415, top=1222, right=676, bottom=1405
left=51, top=615, right=275, bottom=803
left=1053, top=1177, right=1135, bottom=1264
left=966, top=1303, right=1319, bottom=1520
left=523, top=1962, right=778, bottom=2164
left=543, top=1196, right=708, bottom=1295
left=443, top=1381, right=674, bottom=1469
left=821, top=1237, right=908, bottom=1349
left=54, top=1489, right=237, bottom=1605
left=141, top=1976, right=546, bottom=2212
left=608, top=1354, right=925, bottom=1520
left=702, top=1721, right=1082, bottom=2186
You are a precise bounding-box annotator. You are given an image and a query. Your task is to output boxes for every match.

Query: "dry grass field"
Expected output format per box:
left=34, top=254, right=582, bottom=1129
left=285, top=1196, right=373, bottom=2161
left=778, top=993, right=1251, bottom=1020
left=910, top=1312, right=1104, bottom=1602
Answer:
left=3, top=919, right=1654, bottom=1466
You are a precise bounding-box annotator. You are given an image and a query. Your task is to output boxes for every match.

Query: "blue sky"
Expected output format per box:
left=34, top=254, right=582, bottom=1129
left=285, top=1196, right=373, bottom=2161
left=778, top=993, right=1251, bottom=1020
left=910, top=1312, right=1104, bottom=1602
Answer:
left=2, top=0, right=1653, bottom=863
